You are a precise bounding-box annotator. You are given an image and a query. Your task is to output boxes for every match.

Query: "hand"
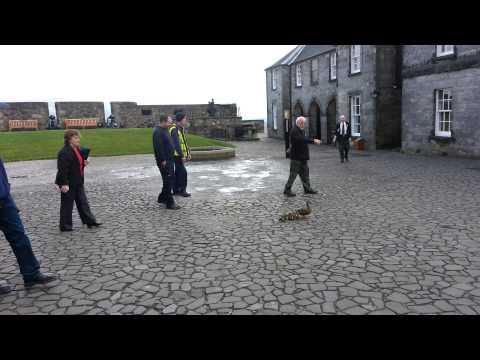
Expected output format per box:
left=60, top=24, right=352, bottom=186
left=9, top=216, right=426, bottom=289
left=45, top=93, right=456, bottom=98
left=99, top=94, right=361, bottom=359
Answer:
left=60, top=185, right=70, bottom=193
left=182, top=157, right=186, bottom=163
left=314, top=139, right=321, bottom=145
left=187, top=154, right=192, bottom=161
left=85, top=159, right=90, bottom=166
left=161, top=160, right=167, bottom=168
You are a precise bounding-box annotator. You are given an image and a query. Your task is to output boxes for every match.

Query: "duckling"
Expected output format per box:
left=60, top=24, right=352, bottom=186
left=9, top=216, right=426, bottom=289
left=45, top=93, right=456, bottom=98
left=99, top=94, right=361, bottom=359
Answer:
left=296, top=201, right=311, bottom=216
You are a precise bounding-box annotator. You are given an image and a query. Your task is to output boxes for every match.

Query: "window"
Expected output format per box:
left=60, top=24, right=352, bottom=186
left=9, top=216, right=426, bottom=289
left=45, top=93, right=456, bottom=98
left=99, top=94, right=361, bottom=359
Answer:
left=330, top=52, right=337, bottom=80
left=436, top=45, right=455, bottom=57
left=272, top=103, right=278, bottom=130
left=272, top=69, right=277, bottom=91
left=350, top=45, right=361, bottom=74
left=435, top=89, right=452, bottom=137
left=296, top=64, right=303, bottom=87
left=142, top=109, right=152, bottom=116
left=311, top=58, right=319, bottom=84
left=349, top=95, right=361, bottom=136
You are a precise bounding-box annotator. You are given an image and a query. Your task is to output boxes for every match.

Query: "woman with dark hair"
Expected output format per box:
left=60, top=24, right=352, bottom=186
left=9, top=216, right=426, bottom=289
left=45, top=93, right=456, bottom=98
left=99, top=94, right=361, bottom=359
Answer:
left=55, top=130, right=101, bottom=232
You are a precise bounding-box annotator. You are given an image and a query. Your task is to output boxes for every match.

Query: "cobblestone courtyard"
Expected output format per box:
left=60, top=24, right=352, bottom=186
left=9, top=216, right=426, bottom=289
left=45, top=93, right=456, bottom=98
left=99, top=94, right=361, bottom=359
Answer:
left=1, top=137, right=480, bottom=315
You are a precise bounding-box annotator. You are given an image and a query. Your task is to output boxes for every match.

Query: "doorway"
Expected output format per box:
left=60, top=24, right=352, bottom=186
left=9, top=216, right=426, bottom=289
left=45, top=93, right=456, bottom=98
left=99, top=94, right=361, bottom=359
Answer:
left=309, top=101, right=321, bottom=140
left=327, top=98, right=337, bottom=145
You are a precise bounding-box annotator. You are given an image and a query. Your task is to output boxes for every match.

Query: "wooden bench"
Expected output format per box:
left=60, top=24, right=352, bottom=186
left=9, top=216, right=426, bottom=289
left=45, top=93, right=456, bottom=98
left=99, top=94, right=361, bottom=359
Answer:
left=64, top=118, right=98, bottom=129
left=9, top=120, right=39, bottom=131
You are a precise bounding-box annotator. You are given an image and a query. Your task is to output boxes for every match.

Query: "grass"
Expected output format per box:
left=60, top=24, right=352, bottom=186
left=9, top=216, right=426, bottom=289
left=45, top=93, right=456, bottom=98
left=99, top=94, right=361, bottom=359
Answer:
left=0, top=128, right=234, bottom=162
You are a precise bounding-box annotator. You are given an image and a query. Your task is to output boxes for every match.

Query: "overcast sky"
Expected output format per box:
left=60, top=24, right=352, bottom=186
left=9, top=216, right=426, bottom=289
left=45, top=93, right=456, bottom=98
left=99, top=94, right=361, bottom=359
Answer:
left=0, top=45, right=296, bottom=119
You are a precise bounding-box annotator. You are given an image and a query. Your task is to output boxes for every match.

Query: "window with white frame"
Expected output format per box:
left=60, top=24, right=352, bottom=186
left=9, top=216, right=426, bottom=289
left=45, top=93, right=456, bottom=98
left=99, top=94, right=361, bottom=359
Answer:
left=350, top=95, right=361, bottom=136
left=272, top=69, right=277, bottom=90
left=296, top=64, right=303, bottom=87
left=330, top=52, right=337, bottom=80
left=436, top=45, right=454, bottom=57
left=350, top=45, right=361, bottom=74
left=272, top=103, right=278, bottom=130
left=311, top=57, right=319, bottom=84
left=435, top=89, right=452, bottom=137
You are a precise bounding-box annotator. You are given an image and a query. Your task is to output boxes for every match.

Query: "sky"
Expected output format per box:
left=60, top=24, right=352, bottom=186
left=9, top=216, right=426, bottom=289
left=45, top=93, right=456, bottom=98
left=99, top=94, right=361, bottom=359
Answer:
left=0, top=45, right=296, bottom=120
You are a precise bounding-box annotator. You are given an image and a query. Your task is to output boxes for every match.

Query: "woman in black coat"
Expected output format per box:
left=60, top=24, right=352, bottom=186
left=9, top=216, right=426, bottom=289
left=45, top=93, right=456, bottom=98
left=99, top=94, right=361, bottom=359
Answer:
left=55, top=129, right=101, bottom=232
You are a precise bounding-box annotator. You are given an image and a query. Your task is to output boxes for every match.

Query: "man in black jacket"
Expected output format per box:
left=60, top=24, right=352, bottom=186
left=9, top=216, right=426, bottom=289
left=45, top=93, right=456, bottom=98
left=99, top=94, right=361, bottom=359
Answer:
left=284, top=116, right=321, bottom=197
left=153, top=114, right=180, bottom=210
left=335, top=115, right=352, bottom=163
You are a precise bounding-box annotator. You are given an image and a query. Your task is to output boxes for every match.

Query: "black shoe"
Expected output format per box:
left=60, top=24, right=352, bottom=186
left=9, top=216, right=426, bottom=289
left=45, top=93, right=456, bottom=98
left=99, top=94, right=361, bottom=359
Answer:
left=158, top=197, right=166, bottom=204
left=167, top=204, right=181, bottom=210
left=180, top=192, right=191, bottom=197
left=283, top=189, right=296, bottom=197
left=0, top=284, right=12, bottom=295
left=341, top=159, right=344, bottom=163
left=24, top=273, right=57, bottom=288
left=304, top=189, right=318, bottom=195
left=60, top=226, right=73, bottom=232
left=87, top=222, right=102, bottom=229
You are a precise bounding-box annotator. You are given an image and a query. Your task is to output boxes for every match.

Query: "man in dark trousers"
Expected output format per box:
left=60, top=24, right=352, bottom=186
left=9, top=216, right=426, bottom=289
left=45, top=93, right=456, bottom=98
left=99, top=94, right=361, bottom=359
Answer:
left=169, top=111, right=191, bottom=197
left=0, top=158, right=57, bottom=295
left=284, top=116, right=322, bottom=197
left=153, top=114, right=180, bottom=210
left=335, top=115, right=352, bottom=163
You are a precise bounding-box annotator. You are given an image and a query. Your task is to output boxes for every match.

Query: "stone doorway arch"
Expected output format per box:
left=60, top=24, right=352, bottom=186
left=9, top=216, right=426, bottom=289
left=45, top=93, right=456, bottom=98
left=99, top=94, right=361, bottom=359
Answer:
left=308, top=101, right=321, bottom=140
left=327, top=98, right=337, bottom=145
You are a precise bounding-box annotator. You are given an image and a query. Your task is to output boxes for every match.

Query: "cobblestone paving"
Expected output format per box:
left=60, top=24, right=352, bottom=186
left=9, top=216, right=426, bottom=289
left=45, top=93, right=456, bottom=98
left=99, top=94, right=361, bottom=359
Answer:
left=1, top=137, right=480, bottom=315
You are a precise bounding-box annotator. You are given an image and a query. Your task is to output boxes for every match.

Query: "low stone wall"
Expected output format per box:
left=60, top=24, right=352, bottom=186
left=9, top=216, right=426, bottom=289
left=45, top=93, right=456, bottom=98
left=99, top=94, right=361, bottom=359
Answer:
left=190, top=146, right=235, bottom=161
left=0, top=102, right=49, bottom=131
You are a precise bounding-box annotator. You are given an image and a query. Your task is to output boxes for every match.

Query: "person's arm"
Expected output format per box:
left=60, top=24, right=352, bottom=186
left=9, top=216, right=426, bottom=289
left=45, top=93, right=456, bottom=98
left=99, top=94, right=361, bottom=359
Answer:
left=56, top=149, right=70, bottom=186
left=153, top=130, right=166, bottom=165
left=0, top=162, right=9, bottom=202
left=170, top=128, right=184, bottom=158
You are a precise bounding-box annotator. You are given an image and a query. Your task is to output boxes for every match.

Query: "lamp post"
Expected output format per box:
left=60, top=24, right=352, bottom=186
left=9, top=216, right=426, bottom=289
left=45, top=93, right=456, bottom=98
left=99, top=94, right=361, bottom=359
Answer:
left=284, top=109, right=291, bottom=158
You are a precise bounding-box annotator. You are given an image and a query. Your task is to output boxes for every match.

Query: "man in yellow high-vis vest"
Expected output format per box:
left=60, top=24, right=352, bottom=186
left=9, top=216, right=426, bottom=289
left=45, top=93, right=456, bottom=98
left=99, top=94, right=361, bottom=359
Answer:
left=169, top=111, right=191, bottom=197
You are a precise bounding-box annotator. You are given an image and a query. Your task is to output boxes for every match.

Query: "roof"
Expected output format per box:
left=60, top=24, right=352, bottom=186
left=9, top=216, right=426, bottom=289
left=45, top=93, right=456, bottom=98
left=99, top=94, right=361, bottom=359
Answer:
left=265, top=45, right=336, bottom=71
left=265, top=45, right=306, bottom=70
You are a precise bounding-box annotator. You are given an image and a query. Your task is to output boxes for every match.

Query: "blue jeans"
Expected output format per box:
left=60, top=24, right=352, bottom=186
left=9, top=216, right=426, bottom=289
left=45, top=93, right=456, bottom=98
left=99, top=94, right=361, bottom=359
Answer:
left=0, top=205, right=40, bottom=282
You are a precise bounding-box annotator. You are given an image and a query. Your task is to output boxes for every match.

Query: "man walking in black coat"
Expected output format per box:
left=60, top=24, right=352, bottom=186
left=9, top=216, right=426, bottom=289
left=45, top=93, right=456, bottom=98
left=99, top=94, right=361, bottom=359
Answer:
left=284, top=116, right=322, bottom=197
left=1, top=158, right=57, bottom=294
left=153, top=114, right=180, bottom=210
left=335, top=115, right=352, bottom=163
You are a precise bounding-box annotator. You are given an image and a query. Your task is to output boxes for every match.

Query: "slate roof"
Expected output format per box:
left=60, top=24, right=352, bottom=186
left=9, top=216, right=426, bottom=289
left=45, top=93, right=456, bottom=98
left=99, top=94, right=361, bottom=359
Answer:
left=266, top=45, right=336, bottom=71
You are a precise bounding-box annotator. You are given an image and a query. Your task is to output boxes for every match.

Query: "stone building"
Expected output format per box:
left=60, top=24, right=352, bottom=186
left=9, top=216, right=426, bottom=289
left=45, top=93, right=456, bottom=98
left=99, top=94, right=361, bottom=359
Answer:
left=265, top=45, right=403, bottom=150
left=111, top=101, right=244, bottom=139
left=0, top=102, right=50, bottom=131
left=402, top=45, right=480, bottom=158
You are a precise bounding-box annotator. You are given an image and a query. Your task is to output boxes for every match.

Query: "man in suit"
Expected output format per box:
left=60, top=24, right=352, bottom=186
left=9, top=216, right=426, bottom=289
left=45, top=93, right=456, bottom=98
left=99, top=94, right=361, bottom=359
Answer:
left=153, top=114, right=180, bottom=210
left=335, top=115, right=352, bottom=163
left=0, top=158, right=57, bottom=294
left=55, top=130, right=101, bottom=232
left=284, top=116, right=321, bottom=197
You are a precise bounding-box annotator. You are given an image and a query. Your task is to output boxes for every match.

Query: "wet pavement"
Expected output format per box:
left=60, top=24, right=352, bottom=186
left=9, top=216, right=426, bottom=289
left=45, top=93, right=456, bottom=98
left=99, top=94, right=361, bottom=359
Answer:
left=1, top=137, right=480, bottom=315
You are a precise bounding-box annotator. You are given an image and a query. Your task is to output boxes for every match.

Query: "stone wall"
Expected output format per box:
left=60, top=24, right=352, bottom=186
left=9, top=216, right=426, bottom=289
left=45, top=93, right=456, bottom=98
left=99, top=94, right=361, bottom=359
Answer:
left=0, top=102, right=49, bottom=131
left=55, top=102, right=105, bottom=127
left=266, top=65, right=291, bottom=140
left=402, top=60, right=480, bottom=158
left=111, top=102, right=243, bottom=139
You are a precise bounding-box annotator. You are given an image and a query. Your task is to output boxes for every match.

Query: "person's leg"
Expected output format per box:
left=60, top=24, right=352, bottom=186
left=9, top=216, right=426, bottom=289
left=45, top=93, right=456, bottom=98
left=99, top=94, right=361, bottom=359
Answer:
left=165, top=161, right=179, bottom=209
left=158, top=166, right=168, bottom=203
left=0, top=205, right=40, bottom=282
left=339, top=139, right=345, bottom=162
left=284, top=160, right=300, bottom=194
left=60, top=190, right=75, bottom=230
left=299, top=161, right=316, bottom=193
left=173, top=158, right=182, bottom=194
left=175, top=159, right=187, bottom=194
left=345, top=140, right=350, bottom=161
left=75, top=185, right=97, bottom=225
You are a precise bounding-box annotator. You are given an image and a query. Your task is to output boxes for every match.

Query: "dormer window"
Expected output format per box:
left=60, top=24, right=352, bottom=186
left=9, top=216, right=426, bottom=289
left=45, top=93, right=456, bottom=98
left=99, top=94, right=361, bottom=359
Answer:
left=436, top=45, right=455, bottom=57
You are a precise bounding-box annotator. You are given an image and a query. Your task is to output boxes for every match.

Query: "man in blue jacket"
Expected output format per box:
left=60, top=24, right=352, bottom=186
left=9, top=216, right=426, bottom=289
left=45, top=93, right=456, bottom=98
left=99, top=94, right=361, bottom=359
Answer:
left=153, top=114, right=180, bottom=210
left=0, top=158, right=57, bottom=295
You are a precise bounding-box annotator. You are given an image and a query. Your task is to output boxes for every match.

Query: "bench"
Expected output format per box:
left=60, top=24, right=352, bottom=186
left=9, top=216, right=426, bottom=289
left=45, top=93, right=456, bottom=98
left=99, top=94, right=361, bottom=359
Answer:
left=64, top=118, right=98, bottom=129
left=9, top=120, right=39, bottom=131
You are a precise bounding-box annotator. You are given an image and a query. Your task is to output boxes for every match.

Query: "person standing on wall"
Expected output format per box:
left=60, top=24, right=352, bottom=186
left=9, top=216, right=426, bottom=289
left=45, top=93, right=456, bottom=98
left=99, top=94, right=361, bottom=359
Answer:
left=284, top=116, right=321, bottom=197
left=169, top=111, right=192, bottom=197
left=55, top=130, right=101, bottom=232
left=153, top=114, right=180, bottom=210
left=335, top=115, right=352, bottom=163
left=0, top=157, right=57, bottom=294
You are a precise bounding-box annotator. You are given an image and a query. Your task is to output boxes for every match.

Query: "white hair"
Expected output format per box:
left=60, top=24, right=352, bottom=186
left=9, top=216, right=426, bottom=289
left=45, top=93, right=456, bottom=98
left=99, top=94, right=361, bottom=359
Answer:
left=339, top=115, right=346, bottom=120
left=296, top=116, right=306, bottom=126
